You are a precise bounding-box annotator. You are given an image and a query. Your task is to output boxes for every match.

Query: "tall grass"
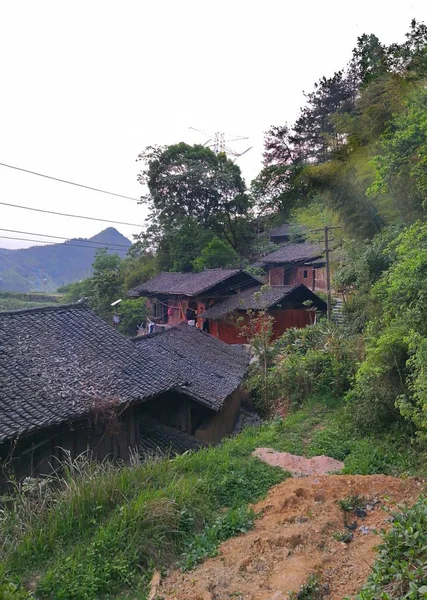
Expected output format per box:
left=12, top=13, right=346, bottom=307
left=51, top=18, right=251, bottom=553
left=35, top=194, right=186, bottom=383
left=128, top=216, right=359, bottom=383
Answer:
left=1, top=396, right=424, bottom=599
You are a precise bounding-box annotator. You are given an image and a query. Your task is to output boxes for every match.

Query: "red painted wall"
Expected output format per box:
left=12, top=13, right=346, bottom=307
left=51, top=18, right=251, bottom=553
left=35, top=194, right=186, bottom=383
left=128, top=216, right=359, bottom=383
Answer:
left=208, top=308, right=315, bottom=345
left=267, top=264, right=327, bottom=293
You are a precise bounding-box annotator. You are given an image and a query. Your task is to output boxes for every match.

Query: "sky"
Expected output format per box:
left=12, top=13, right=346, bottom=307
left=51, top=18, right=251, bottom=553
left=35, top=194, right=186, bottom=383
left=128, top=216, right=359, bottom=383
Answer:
left=1, top=0, right=426, bottom=250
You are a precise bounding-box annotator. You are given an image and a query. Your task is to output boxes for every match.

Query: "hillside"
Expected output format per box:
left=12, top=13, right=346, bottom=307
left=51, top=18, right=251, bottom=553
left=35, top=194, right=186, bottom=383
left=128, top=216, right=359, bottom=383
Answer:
left=0, top=228, right=131, bottom=292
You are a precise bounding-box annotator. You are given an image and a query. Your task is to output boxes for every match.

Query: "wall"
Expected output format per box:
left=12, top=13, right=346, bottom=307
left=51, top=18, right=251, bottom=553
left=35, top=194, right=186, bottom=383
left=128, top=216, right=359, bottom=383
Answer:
left=141, top=391, right=211, bottom=434
left=267, top=264, right=327, bottom=292
left=195, top=387, right=244, bottom=444
left=208, top=308, right=315, bottom=345
left=0, top=405, right=142, bottom=480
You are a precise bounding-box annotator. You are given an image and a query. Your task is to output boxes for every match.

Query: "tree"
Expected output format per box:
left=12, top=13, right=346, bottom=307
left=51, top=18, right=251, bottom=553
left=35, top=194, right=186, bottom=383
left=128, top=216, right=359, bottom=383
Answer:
left=90, top=250, right=124, bottom=320
left=192, top=238, right=239, bottom=271
left=137, top=143, right=252, bottom=251
left=117, top=298, right=148, bottom=337
left=369, top=86, right=427, bottom=222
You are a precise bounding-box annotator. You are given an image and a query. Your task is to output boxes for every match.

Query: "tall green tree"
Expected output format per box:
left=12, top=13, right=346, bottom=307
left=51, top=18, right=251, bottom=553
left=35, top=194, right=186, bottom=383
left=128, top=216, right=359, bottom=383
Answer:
left=137, top=143, right=253, bottom=253
left=90, top=250, right=124, bottom=320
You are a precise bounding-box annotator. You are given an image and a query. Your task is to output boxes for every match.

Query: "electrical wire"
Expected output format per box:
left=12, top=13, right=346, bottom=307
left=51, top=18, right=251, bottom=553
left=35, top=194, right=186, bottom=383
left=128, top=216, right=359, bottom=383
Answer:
left=0, top=228, right=132, bottom=249
left=0, top=235, right=130, bottom=252
left=0, top=162, right=140, bottom=202
left=0, top=201, right=143, bottom=227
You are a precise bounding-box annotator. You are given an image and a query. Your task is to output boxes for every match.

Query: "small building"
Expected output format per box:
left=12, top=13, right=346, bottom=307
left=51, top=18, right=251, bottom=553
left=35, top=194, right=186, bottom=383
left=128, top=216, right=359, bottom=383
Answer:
left=265, top=223, right=292, bottom=245
left=132, top=323, right=249, bottom=443
left=254, top=243, right=327, bottom=293
left=0, top=304, right=249, bottom=478
left=128, top=268, right=261, bottom=328
left=199, top=284, right=327, bottom=344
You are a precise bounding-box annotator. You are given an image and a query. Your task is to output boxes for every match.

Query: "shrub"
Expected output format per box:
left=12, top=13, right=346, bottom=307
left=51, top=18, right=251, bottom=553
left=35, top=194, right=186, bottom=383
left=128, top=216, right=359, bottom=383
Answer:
left=249, top=322, right=361, bottom=410
left=354, top=496, right=427, bottom=599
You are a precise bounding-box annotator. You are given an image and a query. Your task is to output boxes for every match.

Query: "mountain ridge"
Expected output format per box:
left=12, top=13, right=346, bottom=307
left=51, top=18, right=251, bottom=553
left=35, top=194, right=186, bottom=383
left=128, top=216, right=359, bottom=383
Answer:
left=0, top=228, right=131, bottom=292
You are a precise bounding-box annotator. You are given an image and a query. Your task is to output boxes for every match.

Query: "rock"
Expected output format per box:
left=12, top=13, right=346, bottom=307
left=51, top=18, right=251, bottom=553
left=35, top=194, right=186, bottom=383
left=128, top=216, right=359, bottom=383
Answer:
left=238, top=556, right=252, bottom=571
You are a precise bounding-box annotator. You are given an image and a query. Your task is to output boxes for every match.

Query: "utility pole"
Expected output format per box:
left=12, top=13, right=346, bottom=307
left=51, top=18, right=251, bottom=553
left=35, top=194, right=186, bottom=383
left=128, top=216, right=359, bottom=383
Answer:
left=310, top=226, right=341, bottom=321
left=324, top=227, right=332, bottom=322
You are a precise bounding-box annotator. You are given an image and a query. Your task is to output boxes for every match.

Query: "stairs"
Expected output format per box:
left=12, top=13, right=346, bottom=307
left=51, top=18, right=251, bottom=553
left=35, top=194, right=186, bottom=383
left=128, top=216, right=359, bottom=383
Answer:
left=332, top=297, right=344, bottom=325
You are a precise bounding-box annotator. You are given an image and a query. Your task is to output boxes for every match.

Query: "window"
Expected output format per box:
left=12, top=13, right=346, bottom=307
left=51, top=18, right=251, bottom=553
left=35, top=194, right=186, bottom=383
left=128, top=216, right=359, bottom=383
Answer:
left=303, top=270, right=308, bottom=279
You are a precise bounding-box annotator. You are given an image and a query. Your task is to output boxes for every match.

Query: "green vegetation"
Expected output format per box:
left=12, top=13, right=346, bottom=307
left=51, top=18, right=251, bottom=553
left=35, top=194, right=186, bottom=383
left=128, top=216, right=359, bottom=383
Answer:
left=1, top=395, right=426, bottom=599
left=0, top=292, right=60, bottom=312
left=354, top=497, right=427, bottom=599
left=290, top=574, right=327, bottom=600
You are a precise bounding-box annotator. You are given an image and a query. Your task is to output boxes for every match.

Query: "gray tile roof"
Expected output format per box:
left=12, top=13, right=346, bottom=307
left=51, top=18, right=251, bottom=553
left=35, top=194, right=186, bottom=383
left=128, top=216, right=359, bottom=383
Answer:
left=0, top=304, right=184, bottom=444
left=200, top=284, right=327, bottom=320
left=255, top=242, right=323, bottom=266
left=267, top=223, right=292, bottom=238
left=128, top=268, right=260, bottom=298
left=139, top=416, right=206, bottom=457
left=132, top=323, right=249, bottom=411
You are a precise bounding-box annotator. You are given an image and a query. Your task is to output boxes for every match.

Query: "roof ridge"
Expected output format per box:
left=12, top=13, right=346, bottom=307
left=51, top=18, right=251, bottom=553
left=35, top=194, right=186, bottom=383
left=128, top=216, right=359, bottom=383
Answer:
left=0, top=302, right=88, bottom=317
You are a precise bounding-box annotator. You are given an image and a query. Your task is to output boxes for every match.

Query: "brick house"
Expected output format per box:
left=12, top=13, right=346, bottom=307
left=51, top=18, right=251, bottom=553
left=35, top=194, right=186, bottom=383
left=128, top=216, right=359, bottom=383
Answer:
left=128, top=268, right=261, bottom=328
left=199, top=284, right=327, bottom=344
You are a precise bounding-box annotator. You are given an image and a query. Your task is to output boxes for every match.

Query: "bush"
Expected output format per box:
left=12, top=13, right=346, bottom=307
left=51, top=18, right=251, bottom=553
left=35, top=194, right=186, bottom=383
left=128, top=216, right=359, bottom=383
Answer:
left=249, top=322, right=361, bottom=411
left=354, top=496, right=427, bottom=599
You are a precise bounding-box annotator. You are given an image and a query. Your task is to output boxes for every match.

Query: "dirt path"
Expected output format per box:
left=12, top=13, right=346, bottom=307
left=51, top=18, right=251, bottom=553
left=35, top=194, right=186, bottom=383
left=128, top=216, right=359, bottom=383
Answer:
left=159, top=475, right=422, bottom=600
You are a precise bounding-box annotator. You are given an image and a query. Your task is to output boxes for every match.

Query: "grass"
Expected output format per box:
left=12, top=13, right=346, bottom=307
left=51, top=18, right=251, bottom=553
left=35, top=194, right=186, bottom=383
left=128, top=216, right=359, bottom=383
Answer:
left=1, top=395, right=426, bottom=599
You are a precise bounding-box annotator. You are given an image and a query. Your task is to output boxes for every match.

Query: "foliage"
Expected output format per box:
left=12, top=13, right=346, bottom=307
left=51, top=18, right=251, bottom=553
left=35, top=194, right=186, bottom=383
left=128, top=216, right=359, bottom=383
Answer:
left=348, top=221, right=427, bottom=436
left=2, top=396, right=427, bottom=598
left=369, top=86, right=427, bottom=221
left=254, top=21, right=427, bottom=239
left=137, top=143, right=253, bottom=256
left=248, top=322, right=361, bottom=411
left=59, top=279, right=92, bottom=304
left=163, top=217, right=214, bottom=272
left=239, top=303, right=275, bottom=416
left=192, top=237, right=239, bottom=271
left=290, top=574, right=326, bottom=600
left=117, top=298, right=147, bottom=337
left=334, top=226, right=399, bottom=333
left=0, top=427, right=286, bottom=599
left=180, top=506, right=255, bottom=571
left=89, top=250, right=124, bottom=321
left=354, top=496, right=427, bottom=600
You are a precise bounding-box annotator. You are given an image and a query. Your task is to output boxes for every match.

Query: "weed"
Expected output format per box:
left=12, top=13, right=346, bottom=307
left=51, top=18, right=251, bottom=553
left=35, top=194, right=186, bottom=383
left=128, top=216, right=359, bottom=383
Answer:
left=290, top=574, right=327, bottom=600
left=180, top=506, right=256, bottom=571
left=332, top=530, right=354, bottom=543
left=354, top=496, right=427, bottom=599
left=338, top=495, right=367, bottom=513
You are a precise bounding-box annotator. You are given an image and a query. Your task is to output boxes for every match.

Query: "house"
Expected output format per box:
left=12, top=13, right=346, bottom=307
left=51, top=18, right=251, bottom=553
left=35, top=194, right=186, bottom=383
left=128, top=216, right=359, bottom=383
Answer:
left=128, top=268, right=261, bottom=328
left=0, top=304, right=249, bottom=478
left=253, top=243, right=327, bottom=293
left=265, top=223, right=292, bottom=245
left=199, top=284, right=327, bottom=344
left=132, top=323, right=249, bottom=443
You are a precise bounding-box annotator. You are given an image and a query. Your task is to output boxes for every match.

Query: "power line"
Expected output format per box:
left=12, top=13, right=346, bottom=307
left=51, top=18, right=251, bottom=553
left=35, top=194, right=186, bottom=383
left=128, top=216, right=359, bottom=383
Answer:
left=0, top=228, right=132, bottom=249
left=0, top=234, right=130, bottom=252
left=0, top=201, right=143, bottom=227
left=0, top=162, right=140, bottom=202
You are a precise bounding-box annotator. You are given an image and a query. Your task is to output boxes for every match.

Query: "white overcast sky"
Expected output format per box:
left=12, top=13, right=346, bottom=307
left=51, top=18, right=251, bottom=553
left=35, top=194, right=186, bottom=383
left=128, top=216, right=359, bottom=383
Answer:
left=1, top=0, right=426, bottom=249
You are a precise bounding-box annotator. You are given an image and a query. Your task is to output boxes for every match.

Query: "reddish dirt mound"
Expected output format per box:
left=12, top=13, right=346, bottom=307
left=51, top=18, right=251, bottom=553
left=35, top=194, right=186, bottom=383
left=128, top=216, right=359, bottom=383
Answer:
left=252, top=448, right=345, bottom=475
left=159, top=475, right=422, bottom=600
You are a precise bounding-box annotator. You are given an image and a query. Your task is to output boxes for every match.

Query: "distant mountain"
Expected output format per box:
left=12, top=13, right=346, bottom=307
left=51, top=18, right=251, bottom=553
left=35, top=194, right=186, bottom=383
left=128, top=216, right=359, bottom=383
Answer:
left=0, top=228, right=132, bottom=292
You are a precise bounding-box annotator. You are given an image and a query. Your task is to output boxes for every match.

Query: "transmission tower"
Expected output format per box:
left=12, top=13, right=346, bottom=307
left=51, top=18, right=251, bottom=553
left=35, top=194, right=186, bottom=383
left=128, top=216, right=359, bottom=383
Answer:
left=189, top=127, right=252, bottom=159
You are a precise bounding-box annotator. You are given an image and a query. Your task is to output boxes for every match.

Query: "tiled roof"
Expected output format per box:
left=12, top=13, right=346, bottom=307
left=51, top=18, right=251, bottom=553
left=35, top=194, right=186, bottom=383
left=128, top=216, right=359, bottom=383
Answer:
left=0, top=304, right=184, bottom=444
left=255, top=243, right=323, bottom=266
left=132, top=323, right=249, bottom=411
left=200, top=284, right=327, bottom=320
left=139, top=416, right=206, bottom=457
left=128, top=268, right=260, bottom=297
left=267, top=223, right=291, bottom=238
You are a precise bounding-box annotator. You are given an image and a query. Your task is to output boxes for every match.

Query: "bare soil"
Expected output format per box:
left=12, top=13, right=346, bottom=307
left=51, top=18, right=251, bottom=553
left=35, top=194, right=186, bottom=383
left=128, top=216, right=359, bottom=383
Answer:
left=252, top=448, right=344, bottom=476
left=159, top=474, right=422, bottom=600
